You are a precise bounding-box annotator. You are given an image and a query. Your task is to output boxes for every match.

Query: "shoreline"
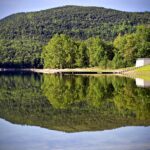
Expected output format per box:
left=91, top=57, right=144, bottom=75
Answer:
left=0, top=68, right=121, bottom=74
left=1, top=67, right=150, bottom=82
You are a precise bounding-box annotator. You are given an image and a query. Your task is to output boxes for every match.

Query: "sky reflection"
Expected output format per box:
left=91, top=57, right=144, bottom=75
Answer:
left=0, top=119, right=150, bottom=150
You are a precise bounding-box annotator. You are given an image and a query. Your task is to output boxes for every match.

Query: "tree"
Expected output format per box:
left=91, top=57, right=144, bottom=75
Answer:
left=42, top=34, right=77, bottom=68
left=113, top=25, right=150, bottom=68
left=75, top=41, right=89, bottom=67
left=85, top=37, right=106, bottom=67
left=136, top=25, right=150, bottom=58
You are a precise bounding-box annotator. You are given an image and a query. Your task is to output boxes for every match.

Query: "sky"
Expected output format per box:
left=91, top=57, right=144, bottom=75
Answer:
left=0, top=0, right=150, bottom=19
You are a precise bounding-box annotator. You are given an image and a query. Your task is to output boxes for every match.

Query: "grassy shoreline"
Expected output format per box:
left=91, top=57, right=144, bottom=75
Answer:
left=122, top=65, right=150, bottom=81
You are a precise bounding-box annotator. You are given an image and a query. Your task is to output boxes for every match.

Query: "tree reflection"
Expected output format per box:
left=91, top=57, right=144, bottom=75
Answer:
left=42, top=74, right=150, bottom=120
left=0, top=73, right=150, bottom=132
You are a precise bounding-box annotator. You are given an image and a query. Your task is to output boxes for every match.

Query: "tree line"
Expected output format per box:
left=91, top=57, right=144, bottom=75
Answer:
left=0, top=25, right=149, bottom=69
left=42, top=25, right=150, bottom=68
left=42, top=34, right=114, bottom=68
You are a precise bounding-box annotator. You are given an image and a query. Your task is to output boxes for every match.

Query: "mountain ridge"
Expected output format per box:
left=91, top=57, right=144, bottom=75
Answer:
left=1, top=5, right=150, bottom=41
left=1, top=5, right=150, bottom=20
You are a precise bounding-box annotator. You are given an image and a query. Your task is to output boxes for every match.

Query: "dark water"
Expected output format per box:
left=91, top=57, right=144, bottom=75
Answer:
left=0, top=72, right=150, bottom=150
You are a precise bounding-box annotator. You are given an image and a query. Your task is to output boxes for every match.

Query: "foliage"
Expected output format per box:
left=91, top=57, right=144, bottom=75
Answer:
left=113, top=25, right=150, bottom=68
left=42, top=26, right=150, bottom=68
left=42, top=34, right=77, bottom=68
left=42, top=34, right=114, bottom=68
left=0, top=39, right=43, bottom=68
left=75, top=41, right=89, bottom=67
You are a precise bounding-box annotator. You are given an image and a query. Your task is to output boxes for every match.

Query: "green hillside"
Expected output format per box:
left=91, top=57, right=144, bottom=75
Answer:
left=0, top=5, right=150, bottom=68
left=1, top=5, right=150, bottom=41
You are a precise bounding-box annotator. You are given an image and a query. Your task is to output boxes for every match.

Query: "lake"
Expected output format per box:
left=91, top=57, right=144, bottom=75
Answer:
left=0, top=72, right=150, bottom=150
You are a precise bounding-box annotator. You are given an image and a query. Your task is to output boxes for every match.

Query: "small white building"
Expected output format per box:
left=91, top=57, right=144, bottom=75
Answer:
left=136, top=58, right=150, bottom=67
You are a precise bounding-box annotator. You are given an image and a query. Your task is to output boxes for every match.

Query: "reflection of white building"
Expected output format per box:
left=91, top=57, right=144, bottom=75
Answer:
left=136, top=58, right=150, bottom=67
left=136, top=78, right=150, bottom=88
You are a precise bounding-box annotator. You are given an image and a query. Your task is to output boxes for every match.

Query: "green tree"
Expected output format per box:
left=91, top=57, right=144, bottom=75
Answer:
left=85, top=37, right=105, bottom=67
left=42, top=34, right=76, bottom=68
left=75, top=41, right=89, bottom=67
left=113, top=25, right=150, bottom=68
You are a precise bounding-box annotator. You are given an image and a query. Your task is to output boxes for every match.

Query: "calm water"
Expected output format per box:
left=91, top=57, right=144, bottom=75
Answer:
left=0, top=72, right=150, bottom=150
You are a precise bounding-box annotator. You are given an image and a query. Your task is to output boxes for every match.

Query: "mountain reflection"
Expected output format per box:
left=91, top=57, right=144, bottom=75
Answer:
left=0, top=72, right=150, bottom=132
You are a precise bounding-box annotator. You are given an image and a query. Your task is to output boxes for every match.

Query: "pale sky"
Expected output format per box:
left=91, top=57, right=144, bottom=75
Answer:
left=0, top=0, right=150, bottom=19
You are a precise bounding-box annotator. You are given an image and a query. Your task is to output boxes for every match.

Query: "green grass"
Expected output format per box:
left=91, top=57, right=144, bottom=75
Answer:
left=135, top=65, right=150, bottom=72
left=136, top=75, right=150, bottom=81
left=125, top=65, right=150, bottom=81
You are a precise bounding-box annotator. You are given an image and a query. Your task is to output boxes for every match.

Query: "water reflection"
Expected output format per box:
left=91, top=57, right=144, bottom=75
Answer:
left=0, top=73, right=150, bottom=132
left=136, top=78, right=150, bottom=88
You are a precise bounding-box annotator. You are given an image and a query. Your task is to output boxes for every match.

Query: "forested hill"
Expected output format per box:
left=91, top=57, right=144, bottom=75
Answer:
left=1, top=5, right=150, bottom=41
left=0, top=5, right=150, bottom=68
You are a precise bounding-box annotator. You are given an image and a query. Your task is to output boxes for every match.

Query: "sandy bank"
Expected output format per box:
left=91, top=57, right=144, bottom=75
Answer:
left=0, top=68, right=124, bottom=74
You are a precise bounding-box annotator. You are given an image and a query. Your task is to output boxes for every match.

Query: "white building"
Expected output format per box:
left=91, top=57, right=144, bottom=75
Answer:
left=136, top=58, right=150, bottom=67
